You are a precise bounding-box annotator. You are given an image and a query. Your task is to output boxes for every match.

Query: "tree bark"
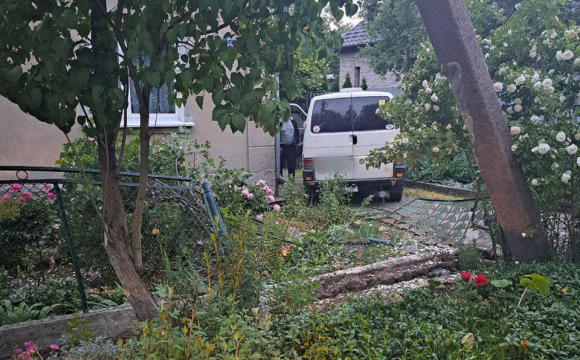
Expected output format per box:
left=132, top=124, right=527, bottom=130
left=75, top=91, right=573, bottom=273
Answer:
left=131, top=89, right=151, bottom=275
left=91, top=0, right=157, bottom=320
left=97, top=131, right=158, bottom=321
left=414, top=0, right=550, bottom=262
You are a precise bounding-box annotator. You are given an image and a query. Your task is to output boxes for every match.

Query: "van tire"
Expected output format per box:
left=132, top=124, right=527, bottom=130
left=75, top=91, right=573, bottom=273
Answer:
left=389, top=189, right=403, bottom=202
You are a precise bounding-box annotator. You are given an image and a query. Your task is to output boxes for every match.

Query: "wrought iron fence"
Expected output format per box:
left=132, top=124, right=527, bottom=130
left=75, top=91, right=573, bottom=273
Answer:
left=0, top=166, right=223, bottom=325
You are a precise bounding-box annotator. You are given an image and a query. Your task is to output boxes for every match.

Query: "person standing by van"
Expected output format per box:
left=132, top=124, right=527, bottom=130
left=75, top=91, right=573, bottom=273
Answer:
left=280, top=116, right=300, bottom=179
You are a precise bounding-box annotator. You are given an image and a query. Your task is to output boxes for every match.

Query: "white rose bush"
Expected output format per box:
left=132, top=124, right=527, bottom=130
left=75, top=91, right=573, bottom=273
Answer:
left=368, top=0, right=580, bottom=258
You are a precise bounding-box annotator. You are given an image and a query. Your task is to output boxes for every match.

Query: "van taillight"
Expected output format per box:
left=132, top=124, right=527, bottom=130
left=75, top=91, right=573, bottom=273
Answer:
left=303, top=158, right=313, bottom=166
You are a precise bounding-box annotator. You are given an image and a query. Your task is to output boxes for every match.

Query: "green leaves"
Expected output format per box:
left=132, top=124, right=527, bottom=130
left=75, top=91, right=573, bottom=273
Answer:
left=520, top=273, right=550, bottom=295
left=490, top=279, right=511, bottom=288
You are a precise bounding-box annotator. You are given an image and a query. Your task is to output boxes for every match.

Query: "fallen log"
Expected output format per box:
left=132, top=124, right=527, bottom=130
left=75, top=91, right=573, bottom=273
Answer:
left=313, top=251, right=457, bottom=299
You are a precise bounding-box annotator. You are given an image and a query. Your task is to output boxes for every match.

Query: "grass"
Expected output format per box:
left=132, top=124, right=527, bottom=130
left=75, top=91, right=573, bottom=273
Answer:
left=404, top=186, right=465, bottom=201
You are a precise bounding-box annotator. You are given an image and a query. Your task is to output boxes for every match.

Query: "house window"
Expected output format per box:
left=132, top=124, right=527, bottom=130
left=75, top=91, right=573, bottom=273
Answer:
left=122, top=53, right=193, bottom=128
left=354, top=67, right=361, bottom=87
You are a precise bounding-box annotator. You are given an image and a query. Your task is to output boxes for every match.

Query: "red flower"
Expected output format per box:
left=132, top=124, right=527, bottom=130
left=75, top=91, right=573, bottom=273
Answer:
left=473, top=274, right=488, bottom=287
left=461, top=272, right=473, bottom=282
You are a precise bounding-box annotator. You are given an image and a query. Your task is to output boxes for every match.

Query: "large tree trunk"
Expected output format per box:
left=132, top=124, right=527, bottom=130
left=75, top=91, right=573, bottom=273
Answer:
left=97, top=130, right=158, bottom=321
left=414, top=0, right=550, bottom=262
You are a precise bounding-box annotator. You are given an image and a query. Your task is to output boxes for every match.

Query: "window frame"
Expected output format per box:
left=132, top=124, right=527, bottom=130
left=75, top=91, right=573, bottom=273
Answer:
left=119, top=45, right=193, bottom=128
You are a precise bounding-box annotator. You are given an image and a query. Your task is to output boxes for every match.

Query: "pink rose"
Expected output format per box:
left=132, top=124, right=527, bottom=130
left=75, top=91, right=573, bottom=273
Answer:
left=88, top=137, right=95, bottom=142
left=42, top=183, right=53, bottom=191
left=273, top=204, right=281, bottom=212
left=10, top=184, right=20, bottom=193
left=241, top=188, right=249, bottom=196
left=47, top=192, right=56, bottom=201
left=50, top=344, right=60, bottom=350
left=268, top=195, right=275, bottom=202
left=52, top=224, right=60, bottom=231
left=1, top=194, right=10, bottom=202
left=256, top=214, right=264, bottom=221
left=18, top=192, right=33, bottom=203
left=247, top=193, right=254, bottom=200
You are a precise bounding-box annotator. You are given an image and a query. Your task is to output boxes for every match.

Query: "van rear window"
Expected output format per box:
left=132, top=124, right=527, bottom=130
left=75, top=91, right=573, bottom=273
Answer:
left=352, top=97, right=389, bottom=131
left=310, top=98, right=352, bottom=133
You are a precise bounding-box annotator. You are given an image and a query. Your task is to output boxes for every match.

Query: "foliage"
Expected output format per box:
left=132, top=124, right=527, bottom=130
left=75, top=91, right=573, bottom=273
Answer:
left=317, top=176, right=352, bottom=225
left=118, top=300, right=279, bottom=359
left=342, top=72, right=353, bottom=88
left=457, top=243, right=484, bottom=271
left=294, top=48, right=328, bottom=97
left=0, top=300, right=57, bottom=326
left=368, top=0, right=580, bottom=258
left=62, top=336, right=119, bottom=360
left=361, top=77, right=368, bottom=90
left=407, top=153, right=475, bottom=185
left=0, top=189, right=59, bottom=275
left=362, top=0, right=426, bottom=76
left=272, top=261, right=580, bottom=359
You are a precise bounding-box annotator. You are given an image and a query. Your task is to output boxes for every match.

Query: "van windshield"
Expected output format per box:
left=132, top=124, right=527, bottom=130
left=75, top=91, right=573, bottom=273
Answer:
left=352, top=96, right=390, bottom=131
left=310, top=98, right=352, bottom=133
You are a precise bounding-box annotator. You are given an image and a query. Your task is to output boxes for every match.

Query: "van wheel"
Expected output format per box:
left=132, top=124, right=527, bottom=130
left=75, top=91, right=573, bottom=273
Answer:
left=389, top=189, right=403, bottom=202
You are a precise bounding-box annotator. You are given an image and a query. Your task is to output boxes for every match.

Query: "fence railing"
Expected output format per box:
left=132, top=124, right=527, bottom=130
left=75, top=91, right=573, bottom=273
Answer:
left=0, top=166, right=224, bottom=325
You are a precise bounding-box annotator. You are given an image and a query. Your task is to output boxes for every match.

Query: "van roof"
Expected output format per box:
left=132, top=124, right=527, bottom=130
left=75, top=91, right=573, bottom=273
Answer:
left=311, top=91, right=393, bottom=102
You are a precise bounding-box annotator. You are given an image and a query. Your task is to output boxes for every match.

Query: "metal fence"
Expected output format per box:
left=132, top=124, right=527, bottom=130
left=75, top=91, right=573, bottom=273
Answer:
left=0, top=166, right=223, bottom=325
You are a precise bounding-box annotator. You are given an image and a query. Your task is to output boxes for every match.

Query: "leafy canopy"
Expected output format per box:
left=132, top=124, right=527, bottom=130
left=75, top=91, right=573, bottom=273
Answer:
left=0, top=0, right=358, bottom=135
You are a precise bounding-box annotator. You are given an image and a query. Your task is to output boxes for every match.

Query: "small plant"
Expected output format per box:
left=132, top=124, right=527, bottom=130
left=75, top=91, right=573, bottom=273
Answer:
left=361, top=77, right=368, bottom=90
left=457, top=242, right=483, bottom=271
left=518, top=273, right=550, bottom=306
left=62, top=336, right=119, bottom=360
left=66, top=314, right=95, bottom=346
left=0, top=300, right=57, bottom=326
left=342, top=73, right=352, bottom=88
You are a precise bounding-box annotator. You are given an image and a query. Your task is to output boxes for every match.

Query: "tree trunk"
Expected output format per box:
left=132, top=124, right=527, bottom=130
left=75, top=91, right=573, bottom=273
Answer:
left=131, top=92, right=151, bottom=276
left=97, top=130, right=158, bottom=321
left=91, top=0, right=157, bottom=320
left=414, top=0, right=550, bottom=262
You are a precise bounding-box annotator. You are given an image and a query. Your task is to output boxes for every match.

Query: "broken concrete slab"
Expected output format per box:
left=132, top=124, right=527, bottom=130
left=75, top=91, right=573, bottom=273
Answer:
left=312, top=251, right=457, bottom=299
left=457, top=228, right=496, bottom=259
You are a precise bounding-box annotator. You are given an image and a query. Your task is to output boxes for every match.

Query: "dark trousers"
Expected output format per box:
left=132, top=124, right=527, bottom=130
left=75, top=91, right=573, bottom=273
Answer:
left=280, top=144, right=297, bottom=178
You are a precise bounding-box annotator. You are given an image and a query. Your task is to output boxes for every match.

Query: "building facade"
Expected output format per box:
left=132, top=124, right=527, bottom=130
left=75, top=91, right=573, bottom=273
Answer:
left=339, top=21, right=400, bottom=94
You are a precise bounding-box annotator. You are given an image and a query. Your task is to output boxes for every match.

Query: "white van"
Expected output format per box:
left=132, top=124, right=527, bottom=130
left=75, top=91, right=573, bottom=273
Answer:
left=301, top=89, right=406, bottom=201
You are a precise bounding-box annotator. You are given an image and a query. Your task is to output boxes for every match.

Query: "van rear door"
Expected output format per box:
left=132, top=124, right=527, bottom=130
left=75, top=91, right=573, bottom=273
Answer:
left=303, top=93, right=354, bottom=180
left=351, top=94, right=398, bottom=179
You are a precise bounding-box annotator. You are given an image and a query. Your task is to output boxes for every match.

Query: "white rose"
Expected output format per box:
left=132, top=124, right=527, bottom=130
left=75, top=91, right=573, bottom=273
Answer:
left=531, top=179, right=539, bottom=186
left=556, top=50, right=564, bottom=61
left=514, top=98, right=522, bottom=104
left=550, top=31, right=557, bottom=39
left=424, top=103, right=431, bottom=111
left=577, top=157, right=580, bottom=167
left=515, top=75, right=526, bottom=85
left=532, top=146, right=539, bottom=153
left=507, top=106, right=514, bottom=114
left=561, top=171, right=572, bottom=183
left=551, top=163, right=560, bottom=170
left=537, top=143, right=551, bottom=154
left=433, top=105, right=440, bottom=112
left=510, top=126, right=521, bottom=135
left=432, top=147, right=440, bottom=153
left=446, top=124, right=451, bottom=130
left=567, top=144, right=578, bottom=155
left=511, top=144, right=518, bottom=152
left=431, top=94, right=439, bottom=102
left=531, top=73, right=540, bottom=83
left=562, top=50, right=574, bottom=61
left=546, top=86, right=555, bottom=94
left=533, top=81, right=542, bottom=90
left=556, top=131, right=566, bottom=142
left=425, top=87, right=432, bottom=94
left=530, top=115, right=541, bottom=124
left=534, top=97, right=540, bottom=104
left=493, top=82, right=504, bottom=92
left=507, top=84, right=517, bottom=93
left=514, top=104, right=522, bottom=112
left=422, top=80, right=429, bottom=88
left=575, top=134, right=580, bottom=141
left=574, top=58, right=580, bottom=66
left=542, top=78, right=552, bottom=88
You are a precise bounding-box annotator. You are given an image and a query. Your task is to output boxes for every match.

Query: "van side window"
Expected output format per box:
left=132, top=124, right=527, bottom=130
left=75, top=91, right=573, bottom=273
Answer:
left=352, top=97, right=389, bottom=131
left=310, top=98, right=352, bottom=133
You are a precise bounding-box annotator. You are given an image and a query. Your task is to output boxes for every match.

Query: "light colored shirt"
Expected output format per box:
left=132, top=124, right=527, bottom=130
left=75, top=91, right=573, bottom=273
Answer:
left=280, top=120, right=295, bottom=145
